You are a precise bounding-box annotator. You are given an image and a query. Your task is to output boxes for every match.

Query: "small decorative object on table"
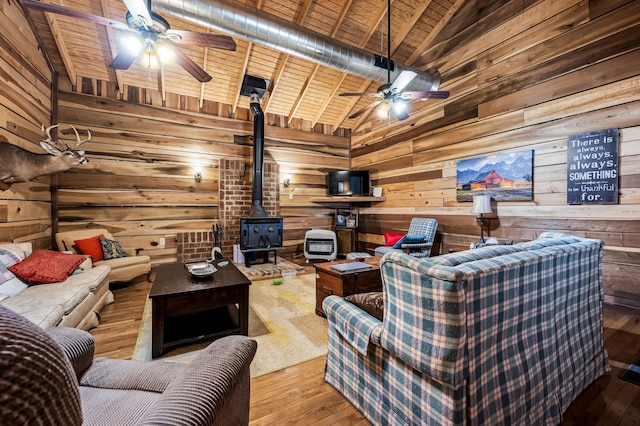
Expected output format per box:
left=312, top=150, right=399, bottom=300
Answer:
left=187, top=263, right=217, bottom=278
left=281, top=270, right=297, bottom=281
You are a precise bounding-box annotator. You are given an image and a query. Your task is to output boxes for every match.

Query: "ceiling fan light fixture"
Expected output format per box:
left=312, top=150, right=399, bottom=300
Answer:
left=156, top=44, right=175, bottom=64
left=377, top=102, right=390, bottom=118
left=140, top=50, right=160, bottom=69
left=123, top=35, right=143, bottom=55
left=392, top=99, right=408, bottom=115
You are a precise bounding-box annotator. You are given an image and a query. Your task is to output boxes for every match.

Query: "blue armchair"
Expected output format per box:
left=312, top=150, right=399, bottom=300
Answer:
left=374, top=217, right=438, bottom=258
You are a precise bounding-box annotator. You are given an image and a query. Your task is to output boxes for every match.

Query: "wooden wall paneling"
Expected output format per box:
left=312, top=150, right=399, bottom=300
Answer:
left=58, top=173, right=219, bottom=192
left=426, top=0, right=584, bottom=72
left=0, top=4, right=50, bottom=84
left=60, top=159, right=220, bottom=180
left=58, top=190, right=219, bottom=206
left=476, top=2, right=590, bottom=71
left=55, top=86, right=347, bottom=264
left=352, top=1, right=640, bottom=310
left=589, top=0, right=637, bottom=19
left=479, top=49, right=640, bottom=119
left=58, top=207, right=219, bottom=222
left=0, top=219, right=52, bottom=247
left=0, top=3, right=53, bottom=248
left=56, top=220, right=219, bottom=236
left=603, top=262, right=640, bottom=309
left=523, top=76, right=640, bottom=126
left=0, top=182, right=51, bottom=202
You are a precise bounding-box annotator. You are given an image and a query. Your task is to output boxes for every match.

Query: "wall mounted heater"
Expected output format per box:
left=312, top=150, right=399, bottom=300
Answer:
left=304, top=229, right=337, bottom=262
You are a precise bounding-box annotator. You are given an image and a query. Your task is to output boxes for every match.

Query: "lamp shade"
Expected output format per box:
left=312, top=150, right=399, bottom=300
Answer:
left=472, top=195, right=493, bottom=214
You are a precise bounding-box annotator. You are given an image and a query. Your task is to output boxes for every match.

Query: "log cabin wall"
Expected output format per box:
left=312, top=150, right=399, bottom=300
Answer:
left=352, top=0, right=640, bottom=311
left=54, top=89, right=348, bottom=265
left=0, top=0, right=54, bottom=249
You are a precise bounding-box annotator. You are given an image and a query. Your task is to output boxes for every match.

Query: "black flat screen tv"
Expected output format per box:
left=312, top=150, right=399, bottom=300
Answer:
left=328, top=170, right=370, bottom=196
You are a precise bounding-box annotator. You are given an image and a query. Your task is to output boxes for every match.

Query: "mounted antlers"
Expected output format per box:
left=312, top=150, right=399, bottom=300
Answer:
left=0, top=124, right=91, bottom=190
left=41, top=123, right=91, bottom=150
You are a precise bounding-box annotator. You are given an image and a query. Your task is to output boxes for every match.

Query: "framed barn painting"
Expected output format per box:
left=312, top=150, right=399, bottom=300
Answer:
left=456, top=150, right=533, bottom=202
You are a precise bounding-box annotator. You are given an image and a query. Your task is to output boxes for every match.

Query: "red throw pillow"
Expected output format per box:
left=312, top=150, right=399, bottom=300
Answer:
left=384, top=233, right=404, bottom=246
left=74, top=234, right=104, bottom=261
left=8, top=250, right=85, bottom=284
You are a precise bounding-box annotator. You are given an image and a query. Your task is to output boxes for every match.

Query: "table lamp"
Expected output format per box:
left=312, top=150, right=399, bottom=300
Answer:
left=472, top=195, right=493, bottom=244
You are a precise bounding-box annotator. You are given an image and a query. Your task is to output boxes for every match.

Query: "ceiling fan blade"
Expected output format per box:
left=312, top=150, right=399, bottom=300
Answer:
left=108, top=50, right=138, bottom=70
left=122, top=0, right=152, bottom=26
left=20, top=0, right=129, bottom=30
left=165, top=30, right=236, bottom=51
left=172, top=47, right=212, bottom=83
left=389, top=70, right=417, bottom=93
left=339, top=92, right=383, bottom=97
left=348, top=100, right=383, bottom=119
left=400, top=90, right=450, bottom=100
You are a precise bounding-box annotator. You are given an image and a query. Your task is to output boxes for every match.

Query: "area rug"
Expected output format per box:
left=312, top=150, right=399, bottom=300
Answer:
left=619, top=359, right=640, bottom=386
left=132, top=273, right=328, bottom=378
left=234, top=256, right=305, bottom=281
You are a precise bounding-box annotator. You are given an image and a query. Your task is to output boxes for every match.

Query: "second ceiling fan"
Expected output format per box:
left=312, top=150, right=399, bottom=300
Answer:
left=340, top=0, right=449, bottom=121
left=20, top=0, right=237, bottom=82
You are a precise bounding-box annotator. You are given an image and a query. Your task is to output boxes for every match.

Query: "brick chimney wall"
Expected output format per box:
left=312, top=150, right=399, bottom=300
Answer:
left=176, top=231, right=214, bottom=263
left=175, top=159, right=279, bottom=262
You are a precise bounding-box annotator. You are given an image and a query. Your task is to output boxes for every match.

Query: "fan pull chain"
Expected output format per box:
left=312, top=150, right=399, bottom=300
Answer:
left=147, top=50, right=152, bottom=81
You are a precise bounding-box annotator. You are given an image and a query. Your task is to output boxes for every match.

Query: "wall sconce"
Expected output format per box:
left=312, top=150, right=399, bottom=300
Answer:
left=194, top=167, right=203, bottom=183
left=471, top=195, right=493, bottom=243
left=283, top=175, right=291, bottom=187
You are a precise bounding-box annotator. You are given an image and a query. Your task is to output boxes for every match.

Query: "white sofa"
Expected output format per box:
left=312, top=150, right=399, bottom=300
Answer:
left=55, top=228, right=151, bottom=284
left=0, top=242, right=113, bottom=330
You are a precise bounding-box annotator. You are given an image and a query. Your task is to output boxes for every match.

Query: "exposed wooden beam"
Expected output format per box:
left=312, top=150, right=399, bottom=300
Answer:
left=199, top=29, right=211, bottom=109
left=232, top=41, right=253, bottom=113
left=42, top=0, right=76, bottom=84
left=263, top=0, right=314, bottom=115
left=391, top=0, right=434, bottom=53
left=287, top=65, right=319, bottom=124
left=313, top=72, right=347, bottom=127
left=335, top=78, right=373, bottom=129
left=296, top=0, right=355, bottom=126
left=407, top=0, right=467, bottom=67
left=98, top=0, right=123, bottom=95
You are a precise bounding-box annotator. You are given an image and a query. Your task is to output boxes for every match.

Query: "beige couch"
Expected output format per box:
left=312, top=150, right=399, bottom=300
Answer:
left=0, top=242, right=113, bottom=330
left=55, top=228, right=151, bottom=284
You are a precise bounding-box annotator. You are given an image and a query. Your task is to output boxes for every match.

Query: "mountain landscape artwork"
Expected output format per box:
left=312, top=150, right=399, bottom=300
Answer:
left=456, top=150, right=534, bottom=202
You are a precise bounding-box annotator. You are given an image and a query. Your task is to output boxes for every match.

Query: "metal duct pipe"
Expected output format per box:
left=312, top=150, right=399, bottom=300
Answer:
left=154, top=0, right=440, bottom=91
left=248, top=93, right=267, bottom=218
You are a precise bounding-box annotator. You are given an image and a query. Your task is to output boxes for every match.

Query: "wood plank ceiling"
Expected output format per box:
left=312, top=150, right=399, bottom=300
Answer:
left=22, top=0, right=462, bottom=131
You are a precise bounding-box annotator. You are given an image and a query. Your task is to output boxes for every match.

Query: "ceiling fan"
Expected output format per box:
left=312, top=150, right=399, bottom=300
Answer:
left=20, top=0, right=237, bottom=82
left=339, top=0, right=449, bottom=121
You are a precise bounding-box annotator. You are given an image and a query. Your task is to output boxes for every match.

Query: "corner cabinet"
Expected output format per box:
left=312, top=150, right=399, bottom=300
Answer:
left=310, top=196, right=386, bottom=257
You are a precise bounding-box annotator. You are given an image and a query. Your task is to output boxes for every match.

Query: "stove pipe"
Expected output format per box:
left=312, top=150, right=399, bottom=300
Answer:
left=248, top=93, right=267, bottom=217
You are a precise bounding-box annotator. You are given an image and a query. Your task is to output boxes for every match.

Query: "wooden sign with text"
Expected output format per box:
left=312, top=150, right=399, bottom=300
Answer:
left=566, top=128, right=618, bottom=204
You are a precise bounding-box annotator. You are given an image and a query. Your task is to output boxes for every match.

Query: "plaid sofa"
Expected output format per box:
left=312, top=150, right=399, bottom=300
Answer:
left=323, top=232, right=610, bottom=425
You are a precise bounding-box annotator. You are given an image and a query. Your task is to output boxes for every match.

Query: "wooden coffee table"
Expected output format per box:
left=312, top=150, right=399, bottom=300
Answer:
left=149, top=261, right=251, bottom=358
left=314, top=256, right=383, bottom=316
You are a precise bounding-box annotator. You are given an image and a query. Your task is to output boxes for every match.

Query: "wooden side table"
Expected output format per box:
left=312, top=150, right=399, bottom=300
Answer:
left=314, top=256, right=383, bottom=316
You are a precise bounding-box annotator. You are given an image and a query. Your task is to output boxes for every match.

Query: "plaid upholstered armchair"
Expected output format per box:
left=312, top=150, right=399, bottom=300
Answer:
left=374, top=217, right=438, bottom=257
left=324, top=232, right=610, bottom=425
left=0, top=305, right=257, bottom=425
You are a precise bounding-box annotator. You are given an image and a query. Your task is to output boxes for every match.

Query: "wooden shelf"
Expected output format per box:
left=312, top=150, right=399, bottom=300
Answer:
left=309, top=196, right=386, bottom=204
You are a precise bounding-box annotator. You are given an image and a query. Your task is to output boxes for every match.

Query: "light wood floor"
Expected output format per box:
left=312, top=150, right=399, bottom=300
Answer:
left=90, top=274, right=640, bottom=425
